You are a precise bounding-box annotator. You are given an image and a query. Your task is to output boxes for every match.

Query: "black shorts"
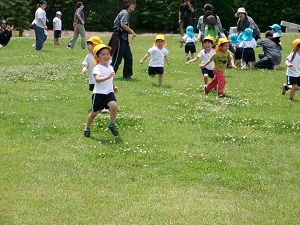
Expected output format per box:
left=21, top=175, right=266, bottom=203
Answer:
left=54, top=30, right=61, bottom=38
left=201, top=68, right=214, bottom=79
left=185, top=42, right=196, bottom=53
left=179, top=20, right=191, bottom=29
left=91, top=92, right=116, bottom=112
left=286, top=76, right=300, bottom=86
left=234, top=47, right=243, bottom=60
left=242, top=48, right=256, bottom=63
left=148, top=66, right=164, bottom=76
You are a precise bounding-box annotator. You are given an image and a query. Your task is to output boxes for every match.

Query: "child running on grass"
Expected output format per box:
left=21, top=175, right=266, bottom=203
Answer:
left=281, top=39, right=300, bottom=101
left=200, top=38, right=236, bottom=98
left=84, top=44, right=119, bottom=137
left=140, top=35, right=170, bottom=87
left=186, top=36, right=215, bottom=86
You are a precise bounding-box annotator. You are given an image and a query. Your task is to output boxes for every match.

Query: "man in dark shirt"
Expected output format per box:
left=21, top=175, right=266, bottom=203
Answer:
left=0, top=20, right=13, bottom=47
left=178, top=0, right=194, bottom=36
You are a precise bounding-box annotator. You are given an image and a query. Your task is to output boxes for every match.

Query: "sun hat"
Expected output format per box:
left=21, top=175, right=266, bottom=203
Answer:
left=203, top=35, right=215, bottom=43
left=241, top=28, right=253, bottom=41
left=93, top=44, right=112, bottom=66
left=269, top=24, right=282, bottom=35
left=215, top=38, right=229, bottom=51
left=1, top=20, right=7, bottom=24
left=235, top=7, right=247, bottom=17
left=56, top=11, right=62, bottom=15
left=153, top=35, right=167, bottom=46
left=229, top=33, right=240, bottom=45
left=291, top=39, right=300, bottom=52
left=186, top=26, right=194, bottom=38
left=206, top=15, right=217, bottom=28
left=86, top=36, right=103, bottom=49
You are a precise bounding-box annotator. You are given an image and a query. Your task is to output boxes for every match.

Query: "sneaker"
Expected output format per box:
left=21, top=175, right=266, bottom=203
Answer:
left=84, top=129, right=90, bottom=137
left=66, top=47, right=71, bottom=49
left=32, top=43, right=36, bottom=49
left=108, top=125, right=119, bottom=136
left=218, top=93, right=226, bottom=98
left=282, top=84, right=288, bottom=95
left=204, top=85, right=208, bottom=95
left=101, top=108, right=109, bottom=113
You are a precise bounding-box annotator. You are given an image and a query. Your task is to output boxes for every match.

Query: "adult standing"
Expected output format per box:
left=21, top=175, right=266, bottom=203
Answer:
left=67, top=2, right=86, bottom=49
left=196, top=4, right=222, bottom=42
left=178, top=0, right=194, bottom=37
left=32, top=0, right=48, bottom=51
left=108, top=0, right=136, bottom=79
left=0, top=20, right=14, bottom=47
left=235, top=7, right=260, bottom=41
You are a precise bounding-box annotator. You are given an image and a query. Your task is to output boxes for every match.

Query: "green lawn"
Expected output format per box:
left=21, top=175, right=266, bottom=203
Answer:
left=1, top=33, right=299, bottom=224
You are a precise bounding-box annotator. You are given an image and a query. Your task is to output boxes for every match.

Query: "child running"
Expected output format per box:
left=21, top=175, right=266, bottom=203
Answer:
left=200, top=38, right=236, bottom=97
left=281, top=39, right=300, bottom=101
left=84, top=44, right=119, bottom=137
left=140, top=35, right=170, bottom=87
left=180, top=25, right=197, bottom=60
left=186, top=36, right=215, bottom=86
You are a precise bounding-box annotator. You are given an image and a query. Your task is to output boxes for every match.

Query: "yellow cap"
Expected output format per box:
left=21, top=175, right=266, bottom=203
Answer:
left=203, top=35, right=215, bottom=43
left=86, top=36, right=103, bottom=49
left=93, top=44, right=112, bottom=66
left=215, top=38, right=229, bottom=51
left=153, top=34, right=167, bottom=46
left=292, top=38, right=300, bottom=51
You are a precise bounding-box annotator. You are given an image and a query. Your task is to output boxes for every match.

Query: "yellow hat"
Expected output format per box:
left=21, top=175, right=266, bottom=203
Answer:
left=153, top=34, right=167, bottom=46
left=203, top=35, right=215, bottom=43
left=93, top=44, right=112, bottom=66
left=291, top=38, right=300, bottom=52
left=86, top=36, right=103, bottom=49
left=215, top=38, right=229, bottom=51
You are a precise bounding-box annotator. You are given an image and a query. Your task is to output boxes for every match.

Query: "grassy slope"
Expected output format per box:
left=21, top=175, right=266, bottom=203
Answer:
left=0, top=33, right=299, bottom=224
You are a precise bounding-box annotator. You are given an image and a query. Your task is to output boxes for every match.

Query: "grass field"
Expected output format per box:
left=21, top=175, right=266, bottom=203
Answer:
left=1, top=32, right=300, bottom=224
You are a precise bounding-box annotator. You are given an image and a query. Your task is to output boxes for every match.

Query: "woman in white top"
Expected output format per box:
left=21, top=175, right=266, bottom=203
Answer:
left=32, top=0, right=48, bottom=51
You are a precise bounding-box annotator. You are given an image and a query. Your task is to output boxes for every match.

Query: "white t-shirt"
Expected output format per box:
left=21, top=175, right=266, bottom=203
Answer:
left=286, top=52, right=300, bottom=77
left=34, top=7, right=47, bottom=28
left=239, top=38, right=257, bottom=48
left=148, top=46, right=169, bottom=67
left=92, top=63, right=114, bottom=94
left=82, top=53, right=95, bottom=84
left=182, top=35, right=197, bottom=44
left=197, top=48, right=215, bottom=70
left=53, top=17, right=62, bottom=30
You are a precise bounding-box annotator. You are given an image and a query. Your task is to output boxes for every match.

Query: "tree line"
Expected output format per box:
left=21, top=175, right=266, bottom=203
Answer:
left=1, top=0, right=300, bottom=36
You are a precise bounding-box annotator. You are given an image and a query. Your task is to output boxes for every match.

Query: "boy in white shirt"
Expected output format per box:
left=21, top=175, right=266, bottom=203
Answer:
left=53, top=11, right=62, bottom=45
left=140, top=35, right=170, bottom=87
left=186, top=36, right=215, bottom=86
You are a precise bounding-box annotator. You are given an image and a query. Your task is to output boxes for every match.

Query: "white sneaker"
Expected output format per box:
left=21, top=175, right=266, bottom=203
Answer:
left=32, top=43, right=36, bottom=49
left=101, top=108, right=109, bottom=113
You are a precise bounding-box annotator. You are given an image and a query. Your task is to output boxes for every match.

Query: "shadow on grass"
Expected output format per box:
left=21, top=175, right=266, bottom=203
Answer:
left=114, top=77, right=140, bottom=82
left=151, top=83, right=172, bottom=88
left=90, top=135, right=123, bottom=144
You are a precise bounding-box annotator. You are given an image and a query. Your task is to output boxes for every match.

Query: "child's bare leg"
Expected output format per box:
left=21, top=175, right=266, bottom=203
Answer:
left=235, top=59, right=241, bottom=67
left=191, top=53, right=195, bottom=59
left=107, top=101, right=118, bottom=122
left=248, top=62, right=253, bottom=69
left=289, top=84, right=298, bottom=100
left=203, top=74, right=208, bottom=85
left=158, top=74, right=163, bottom=86
left=86, top=111, right=98, bottom=128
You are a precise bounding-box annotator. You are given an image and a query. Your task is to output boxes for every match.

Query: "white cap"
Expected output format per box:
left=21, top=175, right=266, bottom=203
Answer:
left=56, top=11, right=62, bottom=15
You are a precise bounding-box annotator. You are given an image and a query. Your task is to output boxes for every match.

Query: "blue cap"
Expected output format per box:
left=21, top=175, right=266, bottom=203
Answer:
left=242, top=28, right=253, bottom=41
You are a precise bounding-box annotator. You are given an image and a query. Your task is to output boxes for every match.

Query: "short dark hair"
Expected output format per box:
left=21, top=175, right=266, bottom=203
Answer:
left=265, top=30, right=273, bottom=38
left=76, top=2, right=83, bottom=9
left=122, top=0, right=136, bottom=9
left=204, top=4, right=214, bottom=12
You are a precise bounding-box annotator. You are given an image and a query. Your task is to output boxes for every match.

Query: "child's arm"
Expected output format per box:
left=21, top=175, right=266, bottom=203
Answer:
left=82, top=66, right=88, bottom=74
left=164, top=55, right=170, bottom=65
left=113, top=83, right=118, bottom=94
left=140, top=52, right=150, bottom=64
left=285, top=58, right=293, bottom=67
left=199, top=58, right=213, bottom=68
left=94, top=72, right=115, bottom=82
left=121, top=24, right=136, bottom=39
left=180, top=39, right=184, bottom=48
left=186, top=57, right=199, bottom=65
left=230, top=58, right=237, bottom=69
left=53, top=21, right=56, bottom=31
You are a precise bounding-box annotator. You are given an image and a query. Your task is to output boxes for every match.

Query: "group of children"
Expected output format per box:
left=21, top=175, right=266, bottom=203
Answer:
left=82, top=27, right=300, bottom=138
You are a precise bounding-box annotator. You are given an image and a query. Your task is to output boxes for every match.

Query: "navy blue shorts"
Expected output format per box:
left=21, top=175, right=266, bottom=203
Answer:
left=242, top=48, right=256, bottom=63
left=201, top=68, right=214, bottom=79
left=185, top=42, right=196, bottom=53
left=54, top=30, right=61, bottom=38
left=148, top=66, right=164, bottom=76
left=234, top=47, right=243, bottom=60
left=286, top=76, right=300, bottom=86
left=91, top=92, right=116, bottom=112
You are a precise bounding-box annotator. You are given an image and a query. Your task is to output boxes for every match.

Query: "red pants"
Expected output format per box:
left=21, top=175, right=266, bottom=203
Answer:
left=206, top=70, right=226, bottom=94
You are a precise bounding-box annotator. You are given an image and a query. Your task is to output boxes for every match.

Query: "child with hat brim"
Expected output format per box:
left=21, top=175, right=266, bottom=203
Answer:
left=84, top=44, right=119, bottom=137
left=186, top=36, right=216, bottom=86
left=53, top=11, right=62, bottom=45
left=281, top=39, right=300, bottom=100
left=200, top=38, right=236, bottom=97
left=180, top=26, right=197, bottom=61
left=140, top=35, right=170, bottom=87
left=238, top=28, right=257, bottom=69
